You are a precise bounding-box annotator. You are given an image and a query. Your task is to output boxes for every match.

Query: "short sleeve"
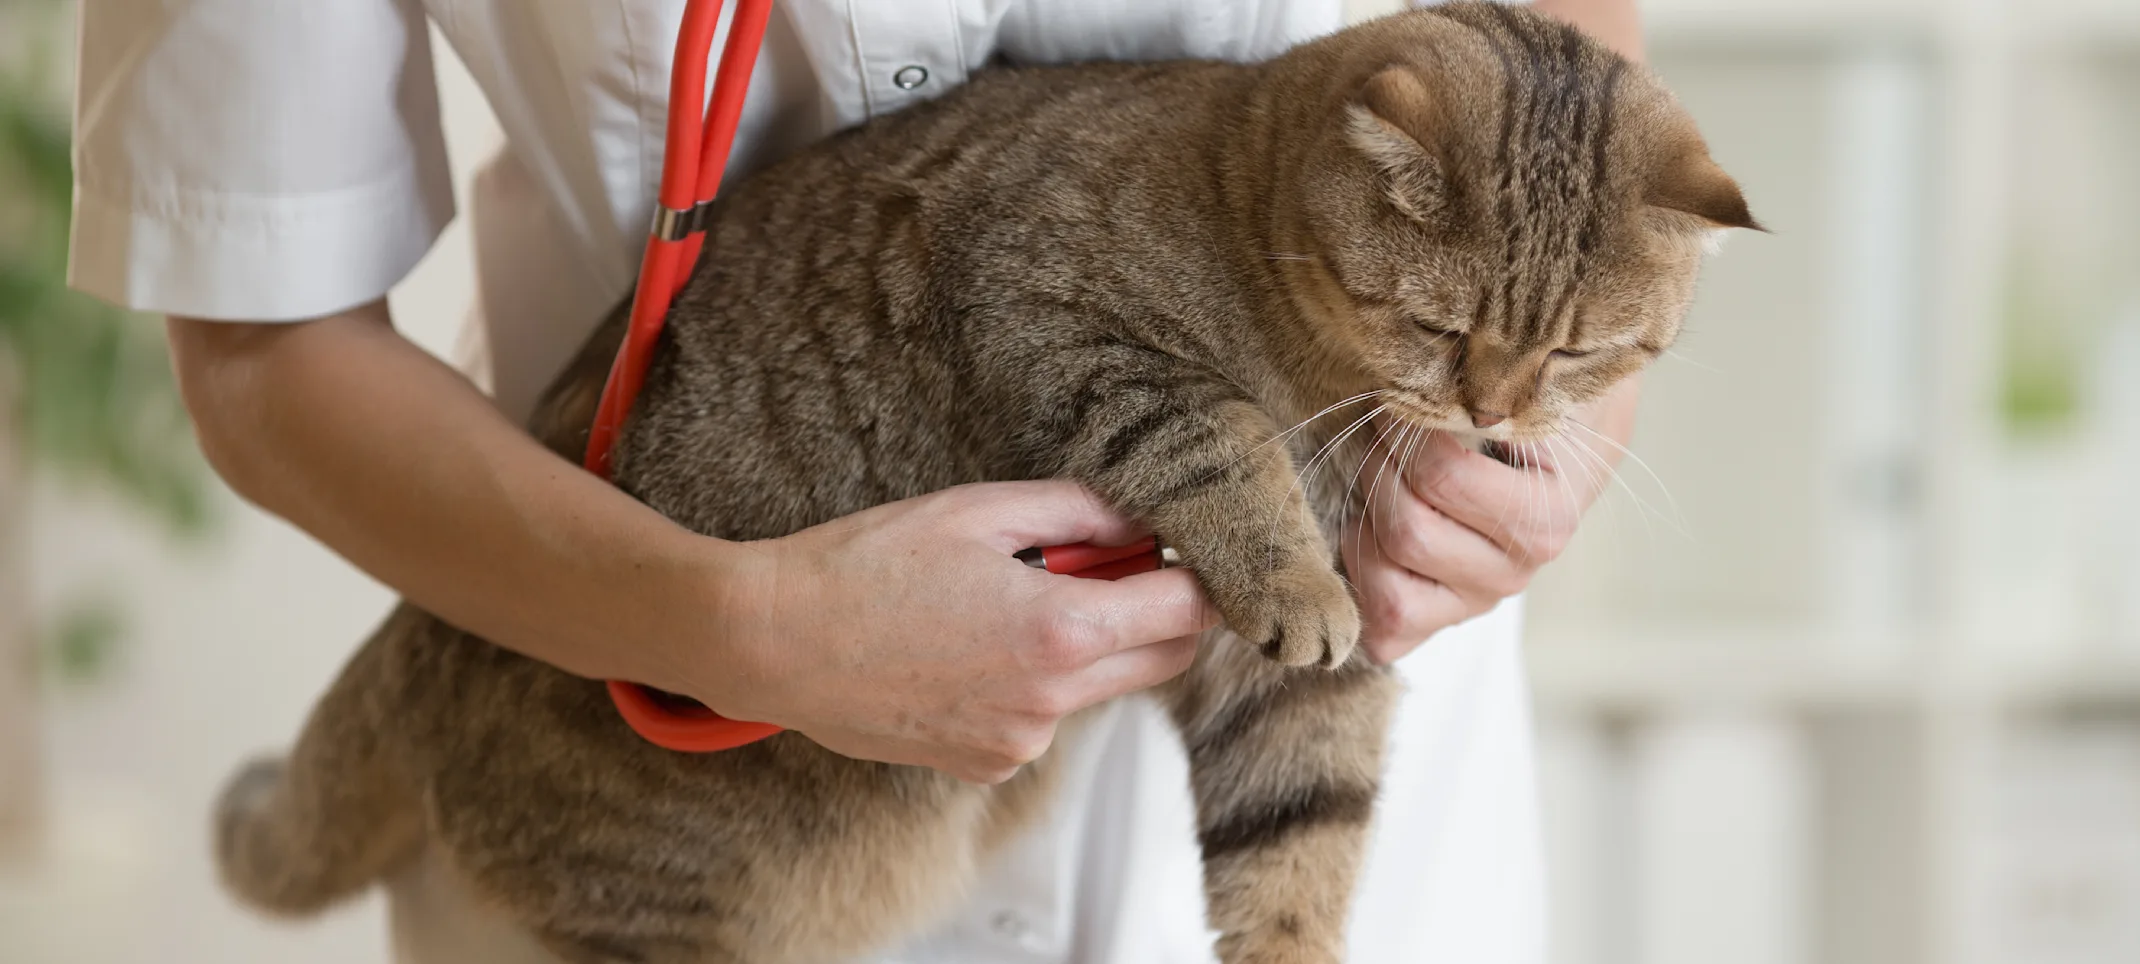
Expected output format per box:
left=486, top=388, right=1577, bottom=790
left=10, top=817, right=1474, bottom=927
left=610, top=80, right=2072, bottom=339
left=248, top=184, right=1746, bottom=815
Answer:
left=68, top=0, right=455, bottom=321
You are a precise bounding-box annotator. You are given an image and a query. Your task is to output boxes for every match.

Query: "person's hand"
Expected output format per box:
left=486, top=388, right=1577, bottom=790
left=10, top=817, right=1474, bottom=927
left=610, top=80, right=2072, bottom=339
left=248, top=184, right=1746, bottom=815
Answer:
left=691, top=480, right=1216, bottom=784
left=1343, top=385, right=1635, bottom=664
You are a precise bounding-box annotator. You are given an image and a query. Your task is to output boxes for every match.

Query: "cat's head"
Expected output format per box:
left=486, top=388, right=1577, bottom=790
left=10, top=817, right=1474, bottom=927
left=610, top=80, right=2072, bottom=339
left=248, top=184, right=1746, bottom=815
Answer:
left=1289, top=4, right=1758, bottom=442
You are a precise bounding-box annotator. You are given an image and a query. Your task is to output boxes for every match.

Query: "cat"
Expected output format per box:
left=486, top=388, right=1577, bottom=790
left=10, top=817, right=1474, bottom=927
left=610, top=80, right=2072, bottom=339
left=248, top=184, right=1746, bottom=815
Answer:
left=211, top=5, right=1755, bottom=963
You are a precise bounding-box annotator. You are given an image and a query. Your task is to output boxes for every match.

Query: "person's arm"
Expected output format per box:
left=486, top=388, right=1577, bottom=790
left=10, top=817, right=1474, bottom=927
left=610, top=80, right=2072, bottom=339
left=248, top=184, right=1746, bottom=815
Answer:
left=170, top=301, right=1214, bottom=783
left=1532, top=0, right=1644, bottom=461
left=1533, top=0, right=1643, bottom=61
left=1524, top=0, right=1646, bottom=449
left=1353, top=0, right=1645, bottom=661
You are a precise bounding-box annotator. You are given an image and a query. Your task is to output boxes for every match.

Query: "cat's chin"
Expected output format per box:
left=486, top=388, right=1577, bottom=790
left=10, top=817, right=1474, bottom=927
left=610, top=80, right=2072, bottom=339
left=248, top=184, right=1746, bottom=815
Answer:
left=1379, top=407, right=1509, bottom=444
left=1466, top=430, right=1578, bottom=469
left=1376, top=406, right=1563, bottom=452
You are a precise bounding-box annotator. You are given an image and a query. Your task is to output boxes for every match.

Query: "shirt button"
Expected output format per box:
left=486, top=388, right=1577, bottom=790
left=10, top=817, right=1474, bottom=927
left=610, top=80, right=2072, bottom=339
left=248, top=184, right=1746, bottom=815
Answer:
left=893, top=64, right=930, bottom=90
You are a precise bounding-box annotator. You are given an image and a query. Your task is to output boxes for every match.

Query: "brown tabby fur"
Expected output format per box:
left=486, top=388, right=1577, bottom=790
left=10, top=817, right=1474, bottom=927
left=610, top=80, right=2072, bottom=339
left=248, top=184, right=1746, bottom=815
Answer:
left=213, top=6, right=1754, bottom=963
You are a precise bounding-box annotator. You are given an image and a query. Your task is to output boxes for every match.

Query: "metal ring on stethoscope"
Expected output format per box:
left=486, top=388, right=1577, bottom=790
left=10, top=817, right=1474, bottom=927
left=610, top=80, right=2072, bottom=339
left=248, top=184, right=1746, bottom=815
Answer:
left=650, top=201, right=715, bottom=242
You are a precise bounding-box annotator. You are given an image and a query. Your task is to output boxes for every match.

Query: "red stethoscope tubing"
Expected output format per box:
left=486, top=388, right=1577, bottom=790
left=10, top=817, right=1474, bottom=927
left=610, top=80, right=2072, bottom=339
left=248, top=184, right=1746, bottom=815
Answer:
left=586, top=0, right=780, bottom=754
left=590, top=0, right=1164, bottom=754
left=582, top=0, right=770, bottom=481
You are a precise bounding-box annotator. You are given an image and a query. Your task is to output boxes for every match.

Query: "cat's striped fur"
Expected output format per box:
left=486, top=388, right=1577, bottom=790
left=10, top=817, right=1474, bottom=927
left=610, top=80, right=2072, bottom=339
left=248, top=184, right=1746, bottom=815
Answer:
left=212, top=6, right=1753, bottom=962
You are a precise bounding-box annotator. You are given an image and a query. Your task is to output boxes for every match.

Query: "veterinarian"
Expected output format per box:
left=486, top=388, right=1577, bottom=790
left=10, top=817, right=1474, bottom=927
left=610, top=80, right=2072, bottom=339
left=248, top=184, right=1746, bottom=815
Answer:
left=70, top=0, right=1643, bottom=960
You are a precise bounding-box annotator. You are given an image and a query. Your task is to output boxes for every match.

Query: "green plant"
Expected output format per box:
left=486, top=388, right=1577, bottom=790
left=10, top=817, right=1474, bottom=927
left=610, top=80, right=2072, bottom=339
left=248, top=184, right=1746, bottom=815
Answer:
left=1, top=24, right=209, bottom=534
left=1997, top=251, right=2085, bottom=439
left=2, top=1, right=214, bottom=686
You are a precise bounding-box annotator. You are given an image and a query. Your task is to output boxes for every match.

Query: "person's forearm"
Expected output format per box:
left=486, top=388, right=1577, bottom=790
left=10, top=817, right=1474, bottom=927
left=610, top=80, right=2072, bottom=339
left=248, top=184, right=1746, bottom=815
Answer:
left=169, top=301, right=720, bottom=690
left=1535, top=0, right=1645, bottom=451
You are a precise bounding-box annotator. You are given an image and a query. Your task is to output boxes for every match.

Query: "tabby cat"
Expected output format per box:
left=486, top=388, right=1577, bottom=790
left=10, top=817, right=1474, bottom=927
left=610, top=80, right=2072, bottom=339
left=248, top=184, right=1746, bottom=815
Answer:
left=213, top=5, right=1756, bottom=962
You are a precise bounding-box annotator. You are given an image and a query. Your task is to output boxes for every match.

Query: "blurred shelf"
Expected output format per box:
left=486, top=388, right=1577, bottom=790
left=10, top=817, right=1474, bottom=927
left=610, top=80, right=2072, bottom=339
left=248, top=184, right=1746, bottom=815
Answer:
left=1645, top=0, right=1942, bottom=45
left=1339, top=0, right=2140, bottom=51
left=1977, top=659, right=2140, bottom=714
left=1525, top=627, right=1921, bottom=712
left=1525, top=626, right=2140, bottom=714
left=1642, top=0, right=2140, bottom=42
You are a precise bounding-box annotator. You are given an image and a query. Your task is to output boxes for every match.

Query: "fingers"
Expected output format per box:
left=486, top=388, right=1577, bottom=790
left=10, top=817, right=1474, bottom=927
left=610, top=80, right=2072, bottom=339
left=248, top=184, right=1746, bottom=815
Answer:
left=1354, top=478, right=1532, bottom=602
left=1400, top=432, right=1522, bottom=537
left=1346, top=431, right=1552, bottom=662
left=1401, top=431, right=1580, bottom=565
left=951, top=480, right=1147, bottom=554
left=1345, top=551, right=1476, bottom=665
left=932, top=740, right=1042, bottom=786
left=1073, top=633, right=1200, bottom=705
left=1361, top=578, right=1498, bottom=664
left=1035, top=567, right=1218, bottom=665
left=941, top=629, right=1197, bottom=784
left=771, top=481, right=1209, bottom=787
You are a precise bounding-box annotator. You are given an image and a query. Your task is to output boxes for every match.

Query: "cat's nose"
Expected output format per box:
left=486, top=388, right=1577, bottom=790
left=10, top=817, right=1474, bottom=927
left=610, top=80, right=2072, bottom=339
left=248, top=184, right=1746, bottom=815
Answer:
left=1469, top=409, right=1507, bottom=429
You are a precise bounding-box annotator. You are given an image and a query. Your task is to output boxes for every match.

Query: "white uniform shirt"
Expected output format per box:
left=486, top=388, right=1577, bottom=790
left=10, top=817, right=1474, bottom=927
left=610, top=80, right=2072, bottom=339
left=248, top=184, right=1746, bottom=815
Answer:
left=70, top=2, right=1547, bottom=962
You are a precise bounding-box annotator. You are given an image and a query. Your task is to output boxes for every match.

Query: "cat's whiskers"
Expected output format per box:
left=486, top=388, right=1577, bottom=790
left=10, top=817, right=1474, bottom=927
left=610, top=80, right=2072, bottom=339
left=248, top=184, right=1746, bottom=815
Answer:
left=1515, top=441, right=1546, bottom=565
left=1531, top=441, right=1561, bottom=561
left=1547, top=430, right=1648, bottom=553
left=1539, top=438, right=1584, bottom=559
left=1233, top=390, right=1386, bottom=471
left=1562, top=417, right=1687, bottom=532
left=1355, top=422, right=1415, bottom=567
left=1560, top=431, right=1651, bottom=553
left=1186, top=392, right=1386, bottom=543
left=1545, top=431, right=1601, bottom=493
left=1344, top=417, right=1408, bottom=504
left=1542, top=434, right=1598, bottom=525
left=1550, top=421, right=1676, bottom=540
left=1341, top=418, right=1409, bottom=550
left=1662, top=348, right=1724, bottom=376
left=1271, top=403, right=1390, bottom=552
left=1398, top=424, right=1431, bottom=495
left=1512, top=441, right=1540, bottom=555
left=1534, top=442, right=1565, bottom=556
left=1564, top=431, right=1645, bottom=550
left=1403, top=427, right=1436, bottom=553
left=1536, top=436, right=1572, bottom=534
left=1481, top=440, right=1525, bottom=549
left=1560, top=434, right=1631, bottom=525
left=1295, top=404, right=1390, bottom=494
left=1322, top=417, right=1400, bottom=551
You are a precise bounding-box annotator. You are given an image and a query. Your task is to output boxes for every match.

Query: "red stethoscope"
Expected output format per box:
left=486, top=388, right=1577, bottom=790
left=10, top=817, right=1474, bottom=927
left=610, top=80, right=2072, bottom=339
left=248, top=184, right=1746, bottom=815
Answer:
left=588, top=0, right=1171, bottom=753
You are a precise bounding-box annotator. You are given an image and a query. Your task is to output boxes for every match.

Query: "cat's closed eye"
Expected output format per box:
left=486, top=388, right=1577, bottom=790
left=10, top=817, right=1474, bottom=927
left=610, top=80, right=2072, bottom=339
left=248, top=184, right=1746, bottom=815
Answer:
left=1411, top=316, right=1461, bottom=339
left=1551, top=348, right=1593, bottom=361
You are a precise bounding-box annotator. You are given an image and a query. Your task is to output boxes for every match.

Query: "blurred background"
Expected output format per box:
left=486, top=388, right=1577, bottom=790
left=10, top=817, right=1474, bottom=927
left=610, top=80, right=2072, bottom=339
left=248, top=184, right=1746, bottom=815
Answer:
left=3, top=0, right=2137, bottom=962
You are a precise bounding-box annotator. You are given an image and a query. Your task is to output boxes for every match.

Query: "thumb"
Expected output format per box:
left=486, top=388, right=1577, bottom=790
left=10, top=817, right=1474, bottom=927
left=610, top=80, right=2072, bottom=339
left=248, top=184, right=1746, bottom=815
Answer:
left=954, top=480, right=1149, bottom=553
left=1051, top=567, right=1219, bottom=653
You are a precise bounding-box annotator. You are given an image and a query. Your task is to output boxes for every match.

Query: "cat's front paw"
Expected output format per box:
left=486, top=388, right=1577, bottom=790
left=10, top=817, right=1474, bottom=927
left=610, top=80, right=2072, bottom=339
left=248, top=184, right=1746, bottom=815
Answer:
left=1223, top=562, right=1361, bottom=669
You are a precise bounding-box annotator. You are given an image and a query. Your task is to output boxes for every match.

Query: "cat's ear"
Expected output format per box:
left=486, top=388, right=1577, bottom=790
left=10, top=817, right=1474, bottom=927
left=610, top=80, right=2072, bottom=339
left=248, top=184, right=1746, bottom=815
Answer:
left=1348, top=67, right=1450, bottom=222
left=1649, top=148, right=1763, bottom=231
